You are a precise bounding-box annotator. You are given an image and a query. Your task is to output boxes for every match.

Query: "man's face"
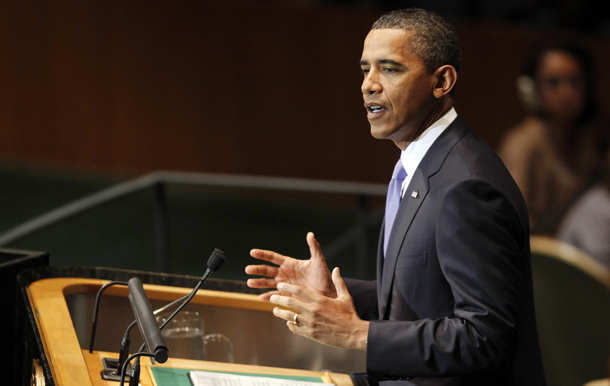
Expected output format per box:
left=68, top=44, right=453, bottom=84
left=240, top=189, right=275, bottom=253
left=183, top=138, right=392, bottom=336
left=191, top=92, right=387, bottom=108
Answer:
left=360, top=29, right=437, bottom=146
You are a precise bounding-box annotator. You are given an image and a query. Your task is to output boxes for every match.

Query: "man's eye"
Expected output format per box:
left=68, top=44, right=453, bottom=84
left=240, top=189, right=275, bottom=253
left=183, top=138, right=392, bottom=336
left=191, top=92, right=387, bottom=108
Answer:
left=383, top=68, right=396, bottom=73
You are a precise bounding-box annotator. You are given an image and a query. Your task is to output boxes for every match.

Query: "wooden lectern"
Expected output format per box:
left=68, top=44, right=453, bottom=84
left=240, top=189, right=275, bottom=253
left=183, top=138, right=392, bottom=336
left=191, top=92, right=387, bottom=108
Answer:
left=18, top=267, right=361, bottom=386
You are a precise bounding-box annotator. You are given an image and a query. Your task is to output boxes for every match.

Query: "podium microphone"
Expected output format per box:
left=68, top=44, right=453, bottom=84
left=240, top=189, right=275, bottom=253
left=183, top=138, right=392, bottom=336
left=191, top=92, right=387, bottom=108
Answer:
left=92, top=249, right=227, bottom=383
left=114, top=249, right=226, bottom=383
left=157, top=248, right=225, bottom=330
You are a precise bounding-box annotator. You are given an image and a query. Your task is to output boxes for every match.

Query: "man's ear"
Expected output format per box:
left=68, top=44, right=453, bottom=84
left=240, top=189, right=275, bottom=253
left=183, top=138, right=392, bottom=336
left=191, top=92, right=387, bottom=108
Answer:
left=432, top=65, right=457, bottom=98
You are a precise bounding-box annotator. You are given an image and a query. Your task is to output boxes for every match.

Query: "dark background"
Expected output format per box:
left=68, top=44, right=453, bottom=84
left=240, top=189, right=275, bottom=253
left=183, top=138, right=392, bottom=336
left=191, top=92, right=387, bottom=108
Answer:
left=2, top=0, right=610, bottom=182
left=1, top=0, right=609, bottom=281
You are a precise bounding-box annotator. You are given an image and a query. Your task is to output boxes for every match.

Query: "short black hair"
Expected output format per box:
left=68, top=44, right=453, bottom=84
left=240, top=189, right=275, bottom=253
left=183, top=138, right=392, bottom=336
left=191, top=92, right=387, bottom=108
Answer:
left=372, top=8, right=462, bottom=74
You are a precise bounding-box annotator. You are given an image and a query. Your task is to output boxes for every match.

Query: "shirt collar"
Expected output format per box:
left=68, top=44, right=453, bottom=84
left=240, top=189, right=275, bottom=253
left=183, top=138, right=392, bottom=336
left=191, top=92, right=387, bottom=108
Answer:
left=400, top=107, right=457, bottom=178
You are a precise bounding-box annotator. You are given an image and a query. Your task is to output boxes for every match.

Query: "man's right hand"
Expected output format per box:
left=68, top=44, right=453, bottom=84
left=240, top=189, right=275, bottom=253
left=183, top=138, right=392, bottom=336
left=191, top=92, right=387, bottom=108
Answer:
left=245, top=232, right=337, bottom=301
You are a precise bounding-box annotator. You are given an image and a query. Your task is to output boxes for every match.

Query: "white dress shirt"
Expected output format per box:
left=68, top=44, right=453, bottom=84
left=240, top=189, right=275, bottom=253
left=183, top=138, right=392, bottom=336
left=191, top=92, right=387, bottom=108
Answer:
left=400, top=107, right=458, bottom=198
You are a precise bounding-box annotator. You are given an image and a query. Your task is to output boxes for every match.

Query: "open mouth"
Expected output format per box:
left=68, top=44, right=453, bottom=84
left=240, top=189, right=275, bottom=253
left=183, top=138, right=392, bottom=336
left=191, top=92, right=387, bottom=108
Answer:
left=366, top=103, right=387, bottom=118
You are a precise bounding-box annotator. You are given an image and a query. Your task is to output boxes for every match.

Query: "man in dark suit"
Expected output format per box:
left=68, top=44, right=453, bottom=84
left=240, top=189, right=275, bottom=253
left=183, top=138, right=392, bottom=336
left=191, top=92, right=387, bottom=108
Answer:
left=245, top=8, right=545, bottom=385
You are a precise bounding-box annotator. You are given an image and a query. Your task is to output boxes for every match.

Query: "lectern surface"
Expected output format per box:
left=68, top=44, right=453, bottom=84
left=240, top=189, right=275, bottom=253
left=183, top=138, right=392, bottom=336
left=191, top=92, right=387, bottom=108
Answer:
left=27, top=277, right=354, bottom=386
left=83, top=350, right=350, bottom=386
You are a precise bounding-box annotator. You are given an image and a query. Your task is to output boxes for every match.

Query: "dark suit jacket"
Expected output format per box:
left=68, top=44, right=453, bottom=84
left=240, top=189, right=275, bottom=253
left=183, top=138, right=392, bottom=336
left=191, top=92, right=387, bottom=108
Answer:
left=345, top=116, right=546, bottom=386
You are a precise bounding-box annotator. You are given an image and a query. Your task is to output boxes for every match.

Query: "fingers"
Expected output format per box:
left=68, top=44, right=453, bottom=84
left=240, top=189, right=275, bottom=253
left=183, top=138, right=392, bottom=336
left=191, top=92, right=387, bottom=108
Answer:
left=250, top=249, right=287, bottom=266
left=275, top=282, right=321, bottom=304
left=245, top=260, right=281, bottom=291
left=306, top=232, right=323, bottom=262
left=258, top=290, right=280, bottom=302
left=246, top=277, right=279, bottom=289
left=245, top=264, right=280, bottom=289
left=332, top=267, right=350, bottom=299
left=272, top=307, right=305, bottom=327
left=245, top=264, right=279, bottom=277
left=270, top=288, right=302, bottom=311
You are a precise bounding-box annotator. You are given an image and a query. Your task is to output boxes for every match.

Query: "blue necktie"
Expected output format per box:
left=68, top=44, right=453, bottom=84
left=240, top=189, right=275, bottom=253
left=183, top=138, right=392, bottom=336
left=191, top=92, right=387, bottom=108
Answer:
left=384, top=159, right=407, bottom=258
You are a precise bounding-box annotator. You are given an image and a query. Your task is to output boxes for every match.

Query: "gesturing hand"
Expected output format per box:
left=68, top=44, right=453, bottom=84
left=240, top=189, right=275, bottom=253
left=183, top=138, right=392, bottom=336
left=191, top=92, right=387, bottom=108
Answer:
left=270, top=267, right=369, bottom=351
left=246, top=232, right=336, bottom=301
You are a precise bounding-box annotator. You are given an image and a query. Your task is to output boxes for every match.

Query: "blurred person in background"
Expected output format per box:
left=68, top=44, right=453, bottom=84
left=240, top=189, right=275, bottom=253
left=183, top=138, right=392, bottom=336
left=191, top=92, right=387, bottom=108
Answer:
left=557, top=143, right=610, bottom=269
left=498, top=43, right=607, bottom=235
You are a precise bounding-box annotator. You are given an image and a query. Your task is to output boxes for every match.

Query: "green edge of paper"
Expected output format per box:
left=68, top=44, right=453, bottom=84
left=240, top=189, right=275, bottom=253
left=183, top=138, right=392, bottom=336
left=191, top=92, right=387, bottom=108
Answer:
left=150, top=367, right=326, bottom=386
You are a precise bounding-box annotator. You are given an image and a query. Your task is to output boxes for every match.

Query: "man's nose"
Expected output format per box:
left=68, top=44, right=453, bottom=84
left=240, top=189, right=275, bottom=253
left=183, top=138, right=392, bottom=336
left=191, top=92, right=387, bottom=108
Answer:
left=362, top=72, right=382, bottom=94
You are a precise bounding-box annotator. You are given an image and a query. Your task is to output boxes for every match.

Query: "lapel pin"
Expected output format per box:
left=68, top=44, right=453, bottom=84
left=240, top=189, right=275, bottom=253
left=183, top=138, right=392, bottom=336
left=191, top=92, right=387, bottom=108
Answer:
left=411, top=191, right=419, bottom=199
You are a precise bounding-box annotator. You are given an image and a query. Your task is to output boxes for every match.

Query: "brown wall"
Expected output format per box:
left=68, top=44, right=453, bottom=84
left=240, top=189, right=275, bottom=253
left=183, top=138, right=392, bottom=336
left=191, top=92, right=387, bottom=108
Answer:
left=1, top=1, right=609, bottom=183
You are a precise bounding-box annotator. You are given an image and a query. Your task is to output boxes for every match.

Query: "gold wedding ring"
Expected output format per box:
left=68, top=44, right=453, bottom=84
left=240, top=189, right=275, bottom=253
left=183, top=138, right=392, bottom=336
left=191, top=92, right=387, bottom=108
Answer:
left=293, top=313, right=300, bottom=326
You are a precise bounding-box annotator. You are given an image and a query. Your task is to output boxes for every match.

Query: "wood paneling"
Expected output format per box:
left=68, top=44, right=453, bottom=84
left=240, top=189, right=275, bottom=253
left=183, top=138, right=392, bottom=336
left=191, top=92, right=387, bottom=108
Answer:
left=1, top=2, right=609, bottom=183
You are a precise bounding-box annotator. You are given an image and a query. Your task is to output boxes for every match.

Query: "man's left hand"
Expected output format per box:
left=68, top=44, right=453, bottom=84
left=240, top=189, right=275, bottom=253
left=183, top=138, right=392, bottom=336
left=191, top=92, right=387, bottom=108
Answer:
left=270, top=267, right=369, bottom=351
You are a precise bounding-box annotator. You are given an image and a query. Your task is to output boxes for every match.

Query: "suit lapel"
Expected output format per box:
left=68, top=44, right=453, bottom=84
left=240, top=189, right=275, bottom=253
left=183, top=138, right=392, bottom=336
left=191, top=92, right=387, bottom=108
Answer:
left=377, top=116, right=470, bottom=319
left=379, top=167, right=428, bottom=318
left=376, top=223, right=385, bottom=317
